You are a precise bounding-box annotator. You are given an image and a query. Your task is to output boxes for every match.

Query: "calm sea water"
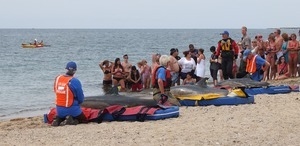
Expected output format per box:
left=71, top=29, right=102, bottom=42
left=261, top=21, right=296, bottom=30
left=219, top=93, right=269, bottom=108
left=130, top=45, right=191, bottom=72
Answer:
left=0, top=29, right=297, bottom=120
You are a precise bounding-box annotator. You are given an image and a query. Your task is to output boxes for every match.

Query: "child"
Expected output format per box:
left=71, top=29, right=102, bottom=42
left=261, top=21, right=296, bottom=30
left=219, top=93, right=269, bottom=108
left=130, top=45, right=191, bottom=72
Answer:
left=129, top=66, right=143, bottom=92
left=140, top=59, right=151, bottom=89
left=183, top=72, right=196, bottom=85
left=209, top=46, right=219, bottom=86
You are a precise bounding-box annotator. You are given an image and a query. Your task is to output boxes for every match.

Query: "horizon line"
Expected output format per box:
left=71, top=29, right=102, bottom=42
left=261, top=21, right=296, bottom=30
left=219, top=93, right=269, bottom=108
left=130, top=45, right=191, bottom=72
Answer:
left=0, top=27, right=270, bottom=30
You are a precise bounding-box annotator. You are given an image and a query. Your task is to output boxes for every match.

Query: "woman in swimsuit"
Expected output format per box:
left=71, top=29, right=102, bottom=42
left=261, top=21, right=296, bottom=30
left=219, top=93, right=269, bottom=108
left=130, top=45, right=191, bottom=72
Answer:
left=99, top=60, right=113, bottom=93
left=111, top=58, right=126, bottom=92
left=140, top=59, right=151, bottom=89
left=275, top=56, right=289, bottom=80
left=129, top=66, right=143, bottom=92
left=183, top=72, right=196, bottom=85
left=256, top=35, right=266, bottom=58
left=266, top=35, right=277, bottom=80
left=287, top=33, right=299, bottom=77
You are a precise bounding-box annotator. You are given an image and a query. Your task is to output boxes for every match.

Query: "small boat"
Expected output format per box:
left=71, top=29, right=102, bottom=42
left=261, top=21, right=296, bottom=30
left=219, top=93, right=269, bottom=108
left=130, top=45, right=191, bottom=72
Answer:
left=22, top=43, right=44, bottom=48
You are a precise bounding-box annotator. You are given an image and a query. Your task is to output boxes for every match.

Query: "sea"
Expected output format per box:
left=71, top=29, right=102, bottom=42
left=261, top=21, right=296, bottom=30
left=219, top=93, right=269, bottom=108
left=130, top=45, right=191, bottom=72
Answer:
left=0, top=28, right=298, bottom=120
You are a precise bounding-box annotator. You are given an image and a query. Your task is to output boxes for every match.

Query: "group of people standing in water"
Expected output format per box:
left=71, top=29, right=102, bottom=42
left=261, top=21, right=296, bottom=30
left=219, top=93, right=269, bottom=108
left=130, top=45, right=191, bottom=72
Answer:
left=99, top=54, right=152, bottom=92
left=159, top=27, right=300, bottom=87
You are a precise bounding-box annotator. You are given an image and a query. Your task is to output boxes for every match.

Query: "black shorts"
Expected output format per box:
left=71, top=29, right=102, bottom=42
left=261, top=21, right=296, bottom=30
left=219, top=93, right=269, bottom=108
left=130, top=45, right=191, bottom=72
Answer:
left=210, top=69, right=218, bottom=80
left=103, top=80, right=112, bottom=85
left=218, top=63, right=222, bottom=70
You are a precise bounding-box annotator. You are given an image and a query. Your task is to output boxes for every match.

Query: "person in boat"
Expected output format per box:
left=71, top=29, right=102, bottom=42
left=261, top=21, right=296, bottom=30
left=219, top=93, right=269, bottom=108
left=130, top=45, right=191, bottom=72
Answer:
left=216, top=30, right=239, bottom=80
left=52, top=61, right=87, bottom=126
left=243, top=49, right=270, bottom=81
left=152, top=55, right=180, bottom=106
left=99, top=60, right=113, bottom=93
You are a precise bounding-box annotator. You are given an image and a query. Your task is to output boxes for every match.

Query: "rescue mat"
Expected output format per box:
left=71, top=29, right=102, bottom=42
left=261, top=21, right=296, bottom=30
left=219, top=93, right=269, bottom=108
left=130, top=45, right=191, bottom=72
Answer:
left=244, top=85, right=292, bottom=96
left=44, top=105, right=179, bottom=124
left=178, top=96, right=254, bottom=106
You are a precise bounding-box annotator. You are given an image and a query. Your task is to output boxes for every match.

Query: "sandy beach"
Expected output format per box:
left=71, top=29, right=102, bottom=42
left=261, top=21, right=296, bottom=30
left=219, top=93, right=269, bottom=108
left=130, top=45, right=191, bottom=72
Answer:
left=1, top=79, right=300, bottom=146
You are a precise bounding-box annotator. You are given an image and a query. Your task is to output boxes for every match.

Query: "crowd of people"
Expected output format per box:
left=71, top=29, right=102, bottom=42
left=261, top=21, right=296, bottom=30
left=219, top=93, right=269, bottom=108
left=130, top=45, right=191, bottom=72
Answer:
left=154, top=27, right=300, bottom=87
left=50, top=27, right=300, bottom=126
left=99, top=54, right=152, bottom=92
left=96, top=27, right=300, bottom=95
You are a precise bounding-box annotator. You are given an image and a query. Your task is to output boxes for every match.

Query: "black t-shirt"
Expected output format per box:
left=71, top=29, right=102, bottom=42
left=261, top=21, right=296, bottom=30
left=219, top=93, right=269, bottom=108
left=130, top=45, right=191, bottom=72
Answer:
left=210, top=53, right=219, bottom=70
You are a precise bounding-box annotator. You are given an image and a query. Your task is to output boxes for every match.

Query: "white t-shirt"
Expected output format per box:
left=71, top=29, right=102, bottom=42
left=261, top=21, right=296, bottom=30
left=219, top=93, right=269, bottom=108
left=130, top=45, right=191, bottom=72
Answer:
left=178, top=57, right=196, bottom=73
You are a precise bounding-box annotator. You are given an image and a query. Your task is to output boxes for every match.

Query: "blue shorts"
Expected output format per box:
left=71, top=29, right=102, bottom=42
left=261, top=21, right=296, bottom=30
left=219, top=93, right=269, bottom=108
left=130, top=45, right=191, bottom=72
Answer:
left=56, top=105, right=82, bottom=118
left=171, top=72, right=179, bottom=85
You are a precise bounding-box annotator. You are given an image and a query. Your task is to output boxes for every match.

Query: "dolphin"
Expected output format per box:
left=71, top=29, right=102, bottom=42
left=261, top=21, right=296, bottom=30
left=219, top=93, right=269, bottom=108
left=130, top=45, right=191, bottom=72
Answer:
left=81, top=86, right=157, bottom=109
left=216, top=78, right=270, bottom=89
left=170, top=78, right=229, bottom=100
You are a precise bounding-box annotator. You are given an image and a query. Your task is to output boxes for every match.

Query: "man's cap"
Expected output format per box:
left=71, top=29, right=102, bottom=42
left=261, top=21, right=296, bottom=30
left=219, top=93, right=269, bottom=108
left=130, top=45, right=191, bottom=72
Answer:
left=65, top=61, right=77, bottom=70
left=220, top=30, right=229, bottom=36
left=243, top=49, right=252, bottom=60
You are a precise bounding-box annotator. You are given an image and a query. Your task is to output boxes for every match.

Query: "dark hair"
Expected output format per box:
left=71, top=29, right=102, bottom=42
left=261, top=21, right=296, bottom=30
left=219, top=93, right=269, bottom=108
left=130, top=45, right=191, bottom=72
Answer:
left=187, top=72, right=193, bottom=77
left=131, top=65, right=137, bottom=70
left=291, top=33, right=297, bottom=39
left=276, top=29, right=281, bottom=35
left=198, top=48, right=204, bottom=54
left=189, top=44, right=194, bottom=49
left=66, top=70, right=76, bottom=76
left=130, top=66, right=140, bottom=80
left=281, top=33, right=289, bottom=42
left=102, top=60, right=109, bottom=66
left=183, top=51, right=190, bottom=57
left=123, top=54, right=128, bottom=58
left=210, top=46, right=216, bottom=52
left=113, top=58, right=124, bottom=70
left=170, top=48, right=177, bottom=55
left=277, top=56, right=285, bottom=64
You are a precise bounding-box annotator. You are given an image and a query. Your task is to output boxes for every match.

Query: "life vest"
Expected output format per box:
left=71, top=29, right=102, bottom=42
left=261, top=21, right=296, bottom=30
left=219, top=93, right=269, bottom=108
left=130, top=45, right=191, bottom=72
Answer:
left=54, top=75, right=74, bottom=107
left=151, top=66, right=171, bottom=89
left=246, top=55, right=258, bottom=74
left=219, top=38, right=233, bottom=51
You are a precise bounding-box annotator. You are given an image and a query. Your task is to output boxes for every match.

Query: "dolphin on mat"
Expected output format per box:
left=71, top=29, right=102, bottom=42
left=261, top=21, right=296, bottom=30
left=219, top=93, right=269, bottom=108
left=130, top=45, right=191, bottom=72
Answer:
left=216, top=77, right=270, bottom=89
left=170, top=78, right=229, bottom=100
left=81, top=86, right=157, bottom=109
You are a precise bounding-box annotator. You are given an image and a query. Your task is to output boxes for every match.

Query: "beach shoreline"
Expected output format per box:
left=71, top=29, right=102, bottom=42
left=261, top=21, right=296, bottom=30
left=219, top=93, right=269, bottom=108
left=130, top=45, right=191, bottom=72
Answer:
left=1, top=92, right=300, bottom=145
left=1, top=78, right=300, bottom=145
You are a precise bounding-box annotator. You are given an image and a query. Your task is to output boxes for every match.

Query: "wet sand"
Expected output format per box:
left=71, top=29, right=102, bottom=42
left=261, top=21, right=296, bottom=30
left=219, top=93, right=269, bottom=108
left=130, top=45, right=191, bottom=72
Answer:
left=1, top=79, right=300, bottom=145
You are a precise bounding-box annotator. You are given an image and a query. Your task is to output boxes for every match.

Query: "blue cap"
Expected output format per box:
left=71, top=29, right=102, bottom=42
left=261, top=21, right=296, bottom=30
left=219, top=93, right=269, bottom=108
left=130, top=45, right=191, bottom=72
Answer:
left=65, top=61, right=77, bottom=70
left=243, top=49, right=252, bottom=60
left=220, top=30, right=229, bottom=36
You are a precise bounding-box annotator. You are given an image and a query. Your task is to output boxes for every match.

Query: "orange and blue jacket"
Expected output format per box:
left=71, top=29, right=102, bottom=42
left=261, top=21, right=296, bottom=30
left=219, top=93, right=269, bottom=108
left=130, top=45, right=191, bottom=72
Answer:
left=54, top=75, right=84, bottom=107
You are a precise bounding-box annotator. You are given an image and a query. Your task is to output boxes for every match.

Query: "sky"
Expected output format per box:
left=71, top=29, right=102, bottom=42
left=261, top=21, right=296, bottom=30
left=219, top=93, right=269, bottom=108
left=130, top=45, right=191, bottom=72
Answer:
left=1, top=0, right=300, bottom=29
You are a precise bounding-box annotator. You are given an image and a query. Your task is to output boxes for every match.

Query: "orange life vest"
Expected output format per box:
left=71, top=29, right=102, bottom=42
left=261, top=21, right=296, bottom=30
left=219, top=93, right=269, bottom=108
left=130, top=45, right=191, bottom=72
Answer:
left=151, top=66, right=171, bottom=89
left=54, top=75, right=74, bottom=107
left=246, top=55, right=258, bottom=74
